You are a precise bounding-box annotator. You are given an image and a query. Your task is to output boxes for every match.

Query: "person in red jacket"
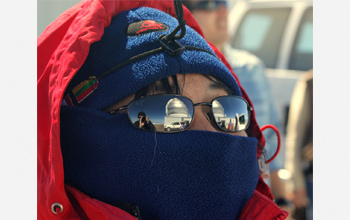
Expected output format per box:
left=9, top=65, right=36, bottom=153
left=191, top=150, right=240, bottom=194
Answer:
left=37, top=0, right=288, bottom=219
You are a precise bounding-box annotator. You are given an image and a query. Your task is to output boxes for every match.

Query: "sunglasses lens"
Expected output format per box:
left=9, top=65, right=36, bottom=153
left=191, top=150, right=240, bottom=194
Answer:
left=212, top=96, right=250, bottom=132
left=128, top=95, right=194, bottom=133
left=192, top=0, right=227, bottom=10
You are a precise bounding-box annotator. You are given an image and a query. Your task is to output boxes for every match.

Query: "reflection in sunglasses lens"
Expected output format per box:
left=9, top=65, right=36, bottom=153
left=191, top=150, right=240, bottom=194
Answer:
left=212, top=97, right=249, bottom=132
left=164, top=97, right=193, bottom=132
left=128, top=95, right=194, bottom=133
left=127, top=95, right=249, bottom=133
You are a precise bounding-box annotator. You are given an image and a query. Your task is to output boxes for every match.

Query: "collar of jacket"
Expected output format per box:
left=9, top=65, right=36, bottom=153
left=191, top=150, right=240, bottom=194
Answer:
left=65, top=185, right=288, bottom=220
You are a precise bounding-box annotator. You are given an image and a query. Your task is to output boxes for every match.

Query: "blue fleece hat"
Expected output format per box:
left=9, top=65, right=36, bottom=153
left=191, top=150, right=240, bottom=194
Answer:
left=64, top=7, right=241, bottom=110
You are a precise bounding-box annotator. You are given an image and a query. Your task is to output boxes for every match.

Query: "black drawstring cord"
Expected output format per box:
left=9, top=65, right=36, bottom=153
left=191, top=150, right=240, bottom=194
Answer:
left=164, top=0, right=186, bottom=41
left=158, top=0, right=187, bottom=57
left=97, top=47, right=164, bottom=80
left=100, top=0, right=189, bottom=81
left=100, top=0, right=188, bottom=80
left=97, top=45, right=217, bottom=81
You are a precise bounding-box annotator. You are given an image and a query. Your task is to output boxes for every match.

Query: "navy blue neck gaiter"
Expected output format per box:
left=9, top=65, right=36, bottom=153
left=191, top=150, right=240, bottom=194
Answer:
left=60, top=106, right=259, bottom=220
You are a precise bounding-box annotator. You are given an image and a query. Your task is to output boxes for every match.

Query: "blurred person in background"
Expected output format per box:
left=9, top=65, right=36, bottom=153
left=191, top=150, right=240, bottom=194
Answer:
left=285, top=70, right=313, bottom=220
left=183, top=0, right=294, bottom=214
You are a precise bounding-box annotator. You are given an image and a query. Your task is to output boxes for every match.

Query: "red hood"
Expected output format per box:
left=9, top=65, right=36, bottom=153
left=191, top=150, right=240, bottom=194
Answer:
left=37, top=0, right=273, bottom=219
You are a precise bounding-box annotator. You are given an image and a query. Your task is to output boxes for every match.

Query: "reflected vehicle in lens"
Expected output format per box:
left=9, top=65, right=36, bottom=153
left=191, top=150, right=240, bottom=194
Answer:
left=164, top=121, right=182, bottom=131
left=164, top=98, right=192, bottom=131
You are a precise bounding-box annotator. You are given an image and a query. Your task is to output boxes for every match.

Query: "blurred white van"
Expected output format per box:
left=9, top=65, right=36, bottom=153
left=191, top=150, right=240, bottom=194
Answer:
left=228, top=0, right=313, bottom=133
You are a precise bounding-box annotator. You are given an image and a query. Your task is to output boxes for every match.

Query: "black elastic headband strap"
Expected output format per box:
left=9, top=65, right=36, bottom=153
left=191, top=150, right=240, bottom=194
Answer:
left=98, top=46, right=217, bottom=81
left=98, top=47, right=164, bottom=80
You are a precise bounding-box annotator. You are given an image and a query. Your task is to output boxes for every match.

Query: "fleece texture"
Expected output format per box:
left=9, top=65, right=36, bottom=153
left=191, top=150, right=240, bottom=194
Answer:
left=65, top=7, right=242, bottom=110
left=60, top=105, right=259, bottom=220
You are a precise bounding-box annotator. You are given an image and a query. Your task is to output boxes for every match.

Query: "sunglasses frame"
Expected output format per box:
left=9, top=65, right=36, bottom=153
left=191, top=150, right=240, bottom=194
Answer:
left=109, top=94, right=253, bottom=133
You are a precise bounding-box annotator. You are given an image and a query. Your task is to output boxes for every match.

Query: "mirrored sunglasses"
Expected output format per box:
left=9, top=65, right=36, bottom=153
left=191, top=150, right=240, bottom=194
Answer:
left=109, top=94, right=252, bottom=133
left=189, top=0, right=227, bottom=11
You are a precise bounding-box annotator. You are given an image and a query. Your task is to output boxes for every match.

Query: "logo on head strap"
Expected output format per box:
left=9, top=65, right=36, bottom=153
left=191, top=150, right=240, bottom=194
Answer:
left=125, top=20, right=169, bottom=36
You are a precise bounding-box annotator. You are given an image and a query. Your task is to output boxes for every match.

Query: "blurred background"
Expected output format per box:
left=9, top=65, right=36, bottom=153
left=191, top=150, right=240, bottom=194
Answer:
left=38, top=0, right=80, bottom=37
left=38, top=0, right=313, bottom=219
left=226, top=3, right=313, bottom=220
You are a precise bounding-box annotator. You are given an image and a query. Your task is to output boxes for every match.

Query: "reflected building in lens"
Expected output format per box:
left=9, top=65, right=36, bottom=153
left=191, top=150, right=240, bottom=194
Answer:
left=212, top=100, right=246, bottom=131
left=163, top=98, right=247, bottom=131
left=213, top=100, right=233, bottom=130
left=164, top=98, right=192, bottom=131
left=212, top=100, right=226, bottom=121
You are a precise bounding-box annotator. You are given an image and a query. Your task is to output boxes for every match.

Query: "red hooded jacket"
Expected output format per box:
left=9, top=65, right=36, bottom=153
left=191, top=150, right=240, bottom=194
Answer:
left=37, top=0, right=288, bottom=219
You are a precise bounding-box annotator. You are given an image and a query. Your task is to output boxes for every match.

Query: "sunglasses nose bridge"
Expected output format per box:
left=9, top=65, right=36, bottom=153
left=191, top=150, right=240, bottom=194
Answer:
left=191, top=102, right=219, bottom=128
left=193, top=102, right=213, bottom=117
left=187, top=104, right=218, bottom=132
left=193, top=102, right=212, bottom=107
left=192, top=102, right=214, bottom=119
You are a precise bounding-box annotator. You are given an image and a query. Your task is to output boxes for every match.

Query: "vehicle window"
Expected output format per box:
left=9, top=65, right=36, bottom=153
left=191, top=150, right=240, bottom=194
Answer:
left=289, top=7, right=313, bottom=71
left=230, top=8, right=291, bottom=68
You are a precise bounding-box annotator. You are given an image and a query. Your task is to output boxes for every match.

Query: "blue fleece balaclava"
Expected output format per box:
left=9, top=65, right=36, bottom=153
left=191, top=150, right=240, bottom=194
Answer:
left=61, top=106, right=259, bottom=220
left=61, top=6, right=259, bottom=220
